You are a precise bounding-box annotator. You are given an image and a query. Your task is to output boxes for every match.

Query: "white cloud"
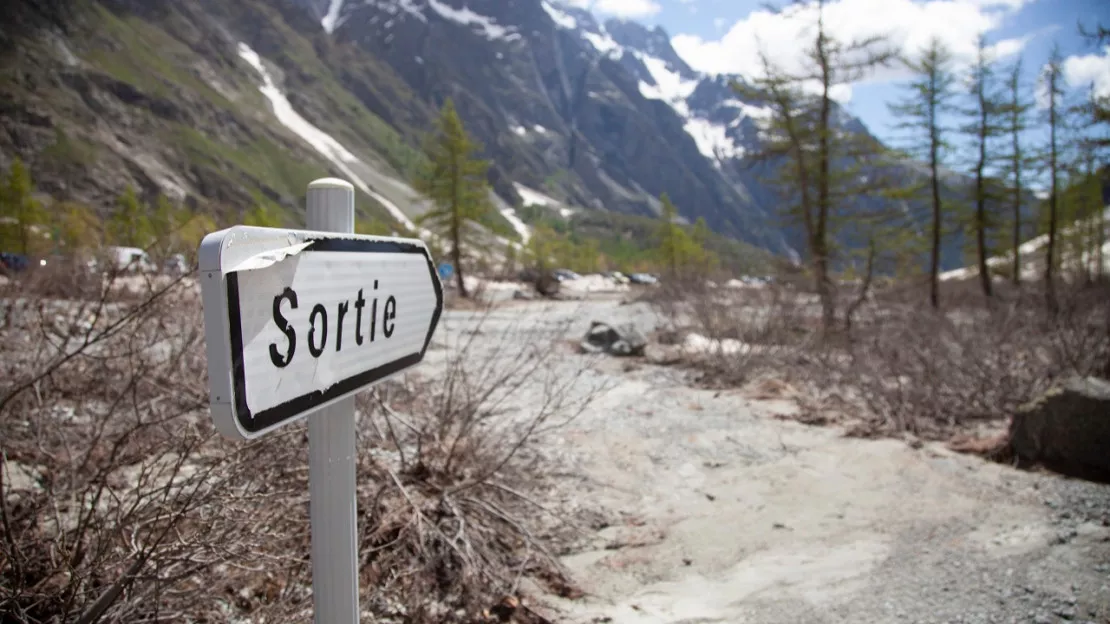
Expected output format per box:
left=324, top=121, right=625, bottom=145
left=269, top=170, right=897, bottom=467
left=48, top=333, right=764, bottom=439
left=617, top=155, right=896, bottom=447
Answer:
left=569, top=0, right=663, bottom=18
left=1063, top=45, right=1110, bottom=99
left=672, top=0, right=1035, bottom=101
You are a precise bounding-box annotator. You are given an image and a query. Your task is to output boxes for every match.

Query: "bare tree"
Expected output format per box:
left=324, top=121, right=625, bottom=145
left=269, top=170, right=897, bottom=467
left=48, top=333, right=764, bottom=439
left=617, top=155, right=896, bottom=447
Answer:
left=889, top=38, right=958, bottom=309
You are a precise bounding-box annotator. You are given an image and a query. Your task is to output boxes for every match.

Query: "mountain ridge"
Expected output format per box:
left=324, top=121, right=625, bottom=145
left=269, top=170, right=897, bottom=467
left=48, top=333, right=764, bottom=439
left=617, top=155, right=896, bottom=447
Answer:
left=0, top=0, right=1001, bottom=271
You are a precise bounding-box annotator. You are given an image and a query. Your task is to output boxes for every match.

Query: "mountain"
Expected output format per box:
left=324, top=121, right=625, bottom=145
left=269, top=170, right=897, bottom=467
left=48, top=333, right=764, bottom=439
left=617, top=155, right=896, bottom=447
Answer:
left=0, top=0, right=991, bottom=270
left=0, top=0, right=439, bottom=230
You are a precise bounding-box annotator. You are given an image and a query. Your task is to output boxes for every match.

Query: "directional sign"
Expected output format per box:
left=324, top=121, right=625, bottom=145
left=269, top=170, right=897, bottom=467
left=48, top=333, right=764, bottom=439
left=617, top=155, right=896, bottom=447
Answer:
left=198, top=225, right=443, bottom=440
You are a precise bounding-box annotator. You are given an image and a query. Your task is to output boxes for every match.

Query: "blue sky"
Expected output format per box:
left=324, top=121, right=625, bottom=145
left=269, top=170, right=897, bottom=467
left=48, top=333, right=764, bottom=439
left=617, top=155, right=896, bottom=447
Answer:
left=565, top=0, right=1109, bottom=184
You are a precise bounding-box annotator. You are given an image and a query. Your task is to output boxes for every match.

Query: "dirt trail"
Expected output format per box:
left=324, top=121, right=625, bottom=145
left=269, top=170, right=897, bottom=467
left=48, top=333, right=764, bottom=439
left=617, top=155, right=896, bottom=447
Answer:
left=445, top=300, right=1110, bottom=624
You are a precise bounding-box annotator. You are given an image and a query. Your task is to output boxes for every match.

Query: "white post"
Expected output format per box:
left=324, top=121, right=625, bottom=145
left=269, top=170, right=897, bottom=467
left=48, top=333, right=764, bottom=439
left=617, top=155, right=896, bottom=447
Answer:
left=305, top=178, right=360, bottom=624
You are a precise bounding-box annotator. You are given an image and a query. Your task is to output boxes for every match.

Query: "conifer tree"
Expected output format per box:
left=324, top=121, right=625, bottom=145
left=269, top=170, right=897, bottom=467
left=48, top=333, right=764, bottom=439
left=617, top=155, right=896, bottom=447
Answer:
left=1002, top=57, right=1034, bottom=285
left=107, top=185, right=153, bottom=248
left=0, top=158, right=46, bottom=255
left=733, top=0, right=894, bottom=332
left=413, top=98, right=490, bottom=298
left=889, top=37, right=958, bottom=309
left=959, top=34, right=1006, bottom=297
left=656, top=193, right=695, bottom=279
left=54, top=202, right=102, bottom=254
left=1041, top=45, right=1065, bottom=314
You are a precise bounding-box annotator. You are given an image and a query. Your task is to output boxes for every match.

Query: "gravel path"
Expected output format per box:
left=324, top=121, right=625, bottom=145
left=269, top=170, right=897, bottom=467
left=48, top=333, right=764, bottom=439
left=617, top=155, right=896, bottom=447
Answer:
left=441, top=299, right=1110, bottom=624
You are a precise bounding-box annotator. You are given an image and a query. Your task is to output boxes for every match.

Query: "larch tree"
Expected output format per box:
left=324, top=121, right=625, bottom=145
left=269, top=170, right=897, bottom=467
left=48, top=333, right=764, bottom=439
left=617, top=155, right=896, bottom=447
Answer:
left=1040, top=45, right=1065, bottom=315
left=889, top=37, right=958, bottom=309
left=959, top=34, right=1006, bottom=297
left=732, top=0, right=895, bottom=333
left=656, top=193, right=695, bottom=279
left=54, top=202, right=102, bottom=254
left=1002, top=57, right=1034, bottom=285
left=106, top=185, right=153, bottom=248
left=0, top=157, right=46, bottom=256
left=413, top=97, right=490, bottom=298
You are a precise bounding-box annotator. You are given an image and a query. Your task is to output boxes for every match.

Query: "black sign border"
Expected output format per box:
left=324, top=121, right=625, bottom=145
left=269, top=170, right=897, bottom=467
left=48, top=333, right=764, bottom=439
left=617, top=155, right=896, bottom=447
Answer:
left=225, top=236, right=444, bottom=434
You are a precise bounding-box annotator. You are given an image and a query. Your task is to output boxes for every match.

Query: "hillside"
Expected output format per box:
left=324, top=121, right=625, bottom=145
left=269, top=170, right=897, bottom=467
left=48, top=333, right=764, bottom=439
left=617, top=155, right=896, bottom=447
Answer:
left=0, top=0, right=435, bottom=229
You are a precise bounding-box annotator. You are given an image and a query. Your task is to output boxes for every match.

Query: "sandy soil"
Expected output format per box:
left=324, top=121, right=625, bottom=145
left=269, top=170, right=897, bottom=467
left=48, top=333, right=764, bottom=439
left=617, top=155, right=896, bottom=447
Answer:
left=437, top=299, right=1110, bottom=624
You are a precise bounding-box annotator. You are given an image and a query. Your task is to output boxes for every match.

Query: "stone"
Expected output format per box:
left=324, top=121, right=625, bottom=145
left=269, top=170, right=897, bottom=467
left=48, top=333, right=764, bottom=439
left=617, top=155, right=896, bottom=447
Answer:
left=580, top=321, right=647, bottom=357
left=1009, top=377, right=1110, bottom=484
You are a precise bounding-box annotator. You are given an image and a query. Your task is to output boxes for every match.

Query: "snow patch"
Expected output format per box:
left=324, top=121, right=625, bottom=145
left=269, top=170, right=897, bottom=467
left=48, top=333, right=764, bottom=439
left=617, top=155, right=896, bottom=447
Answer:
left=541, top=1, right=577, bottom=29
left=724, top=100, right=774, bottom=126
left=683, top=118, right=743, bottom=162
left=940, top=205, right=1110, bottom=282
left=683, top=333, right=751, bottom=356
left=427, top=0, right=514, bottom=40
left=636, top=53, right=697, bottom=118
left=533, top=124, right=548, bottom=134
left=511, top=125, right=527, bottom=136
left=500, top=208, right=532, bottom=243
left=236, top=43, right=420, bottom=233
left=561, top=274, right=630, bottom=295
left=583, top=31, right=623, bottom=59
left=321, top=0, right=344, bottom=33
left=514, top=183, right=556, bottom=207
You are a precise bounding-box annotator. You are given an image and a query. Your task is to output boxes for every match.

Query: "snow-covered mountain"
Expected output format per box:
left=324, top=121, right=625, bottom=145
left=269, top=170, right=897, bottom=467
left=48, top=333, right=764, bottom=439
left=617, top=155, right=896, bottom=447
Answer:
left=296, top=0, right=968, bottom=262
left=1, top=0, right=975, bottom=268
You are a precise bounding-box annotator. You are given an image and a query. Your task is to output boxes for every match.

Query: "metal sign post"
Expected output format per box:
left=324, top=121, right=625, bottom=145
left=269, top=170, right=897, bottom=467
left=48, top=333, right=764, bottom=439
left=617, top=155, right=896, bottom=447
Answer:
left=305, top=179, right=359, bottom=624
left=197, top=178, right=443, bottom=623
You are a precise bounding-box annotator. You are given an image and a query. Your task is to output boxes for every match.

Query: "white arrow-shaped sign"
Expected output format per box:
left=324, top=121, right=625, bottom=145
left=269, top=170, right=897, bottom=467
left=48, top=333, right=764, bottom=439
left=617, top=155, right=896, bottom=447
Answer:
left=198, top=225, right=443, bottom=440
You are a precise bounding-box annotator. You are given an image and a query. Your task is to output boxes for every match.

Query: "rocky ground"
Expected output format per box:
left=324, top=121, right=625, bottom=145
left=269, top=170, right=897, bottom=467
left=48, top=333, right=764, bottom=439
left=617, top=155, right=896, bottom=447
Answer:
left=435, top=297, right=1110, bottom=624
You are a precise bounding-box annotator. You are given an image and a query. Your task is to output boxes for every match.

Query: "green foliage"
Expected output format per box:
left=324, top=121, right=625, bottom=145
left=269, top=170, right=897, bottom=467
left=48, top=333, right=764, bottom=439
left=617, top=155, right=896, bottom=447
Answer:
left=53, top=202, right=103, bottom=254
left=413, top=98, right=493, bottom=296
left=106, top=186, right=154, bottom=248
left=889, top=37, right=959, bottom=307
left=40, top=128, right=98, bottom=175
left=355, top=217, right=394, bottom=236
left=655, top=193, right=706, bottom=278
left=243, top=204, right=285, bottom=228
left=518, top=203, right=770, bottom=275
left=0, top=158, right=48, bottom=255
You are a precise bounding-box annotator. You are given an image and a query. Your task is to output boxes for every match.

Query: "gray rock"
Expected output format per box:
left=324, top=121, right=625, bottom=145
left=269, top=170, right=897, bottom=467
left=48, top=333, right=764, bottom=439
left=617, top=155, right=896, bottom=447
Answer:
left=1009, top=377, right=1110, bottom=483
left=581, top=321, right=648, bottom=357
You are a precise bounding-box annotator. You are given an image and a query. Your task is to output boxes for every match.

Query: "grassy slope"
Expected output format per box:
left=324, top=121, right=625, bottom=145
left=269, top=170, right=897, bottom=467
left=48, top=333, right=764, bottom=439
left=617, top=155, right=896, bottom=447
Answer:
left=518, top=203, right=774, bottom=274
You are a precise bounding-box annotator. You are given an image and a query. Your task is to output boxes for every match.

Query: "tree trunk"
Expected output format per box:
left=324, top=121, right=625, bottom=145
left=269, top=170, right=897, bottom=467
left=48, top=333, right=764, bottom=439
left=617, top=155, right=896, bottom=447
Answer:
left=975, top=169, right=991, bottom=296
left=844, top=238, right=876, bottom=334
left=929, top=140, right=942, bottom=309
left=452, top=240, right=467, bottom=298
left=1045, top=84, right=1059, bottom=316
left=1012, top=172, right=1022, bottom=285
left=816, top=20, right=835, bottom=335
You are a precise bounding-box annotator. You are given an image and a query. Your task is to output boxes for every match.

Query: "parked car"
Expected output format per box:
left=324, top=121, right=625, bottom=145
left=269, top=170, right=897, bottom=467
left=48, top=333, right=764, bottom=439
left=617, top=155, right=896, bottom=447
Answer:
left=97, top=246, right=157, bottom=274
left=163, top=253, right=190, bottom=275
left=628, top=273, right=658, bottom=285
left=0, top=252, right=31, bottom=275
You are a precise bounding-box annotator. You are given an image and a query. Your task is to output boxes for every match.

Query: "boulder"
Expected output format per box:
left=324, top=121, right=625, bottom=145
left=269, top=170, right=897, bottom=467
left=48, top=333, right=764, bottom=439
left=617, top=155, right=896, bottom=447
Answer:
left=580, top=321, right=647, bottom=357
left=1009, top=377, right=1110, bottom=483
left=535, top=273, right=560, bottom=298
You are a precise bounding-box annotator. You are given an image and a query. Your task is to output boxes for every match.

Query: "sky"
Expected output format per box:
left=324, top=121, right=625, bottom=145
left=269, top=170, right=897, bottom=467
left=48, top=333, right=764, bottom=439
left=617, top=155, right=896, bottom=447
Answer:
left=559, top=0, right=1110, bottom=180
